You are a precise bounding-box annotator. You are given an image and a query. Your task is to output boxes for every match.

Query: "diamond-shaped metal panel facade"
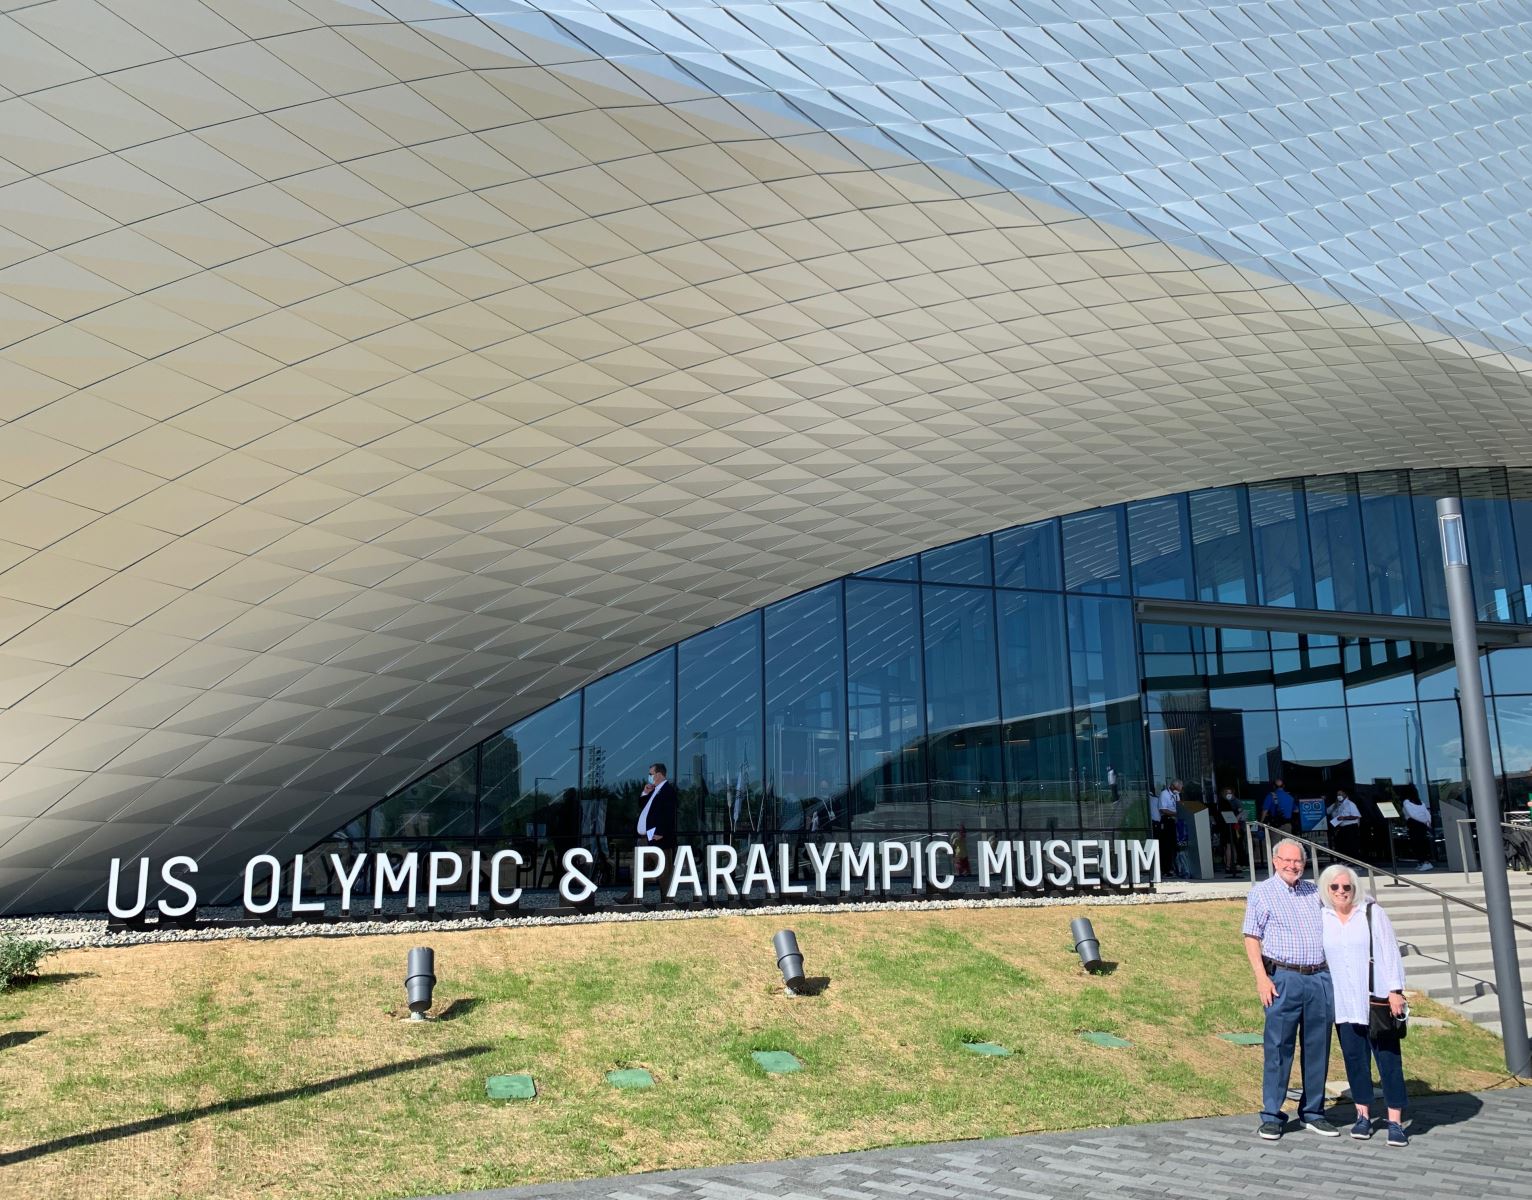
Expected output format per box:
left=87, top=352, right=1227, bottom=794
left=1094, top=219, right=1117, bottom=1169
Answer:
left=1, top=0, right=1531, bottom=913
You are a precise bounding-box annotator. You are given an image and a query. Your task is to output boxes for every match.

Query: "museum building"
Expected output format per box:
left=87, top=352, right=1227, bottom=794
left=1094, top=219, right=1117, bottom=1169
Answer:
left=2, top=0, right=1532, bottom=911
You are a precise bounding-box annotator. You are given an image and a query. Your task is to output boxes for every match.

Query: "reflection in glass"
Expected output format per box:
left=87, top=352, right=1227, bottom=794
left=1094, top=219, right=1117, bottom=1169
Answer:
left=847, top=581, right=926, bottom=831
left=1063, top=507, right=1126, bottom=594
left=1343, top=638, right=1417, bottom=705
left=1493, top=694, right=1532, bottom=811
left=1357, top=471, right=1424, bottom=617
left=993, top=520, right=1061, bottom=591
left=766, top=583, right=846, bottom=836
left=583, top=647, right=675, bottom=867
left=1190, top=487, right=1255, bottom=604
left=678, top=614, right=762, bottom=837
left=855, top=555, right=917, bottom=580
left=1305, top=475, right=1367, bottom=612
left=480, top=695, right=579, bottom=843
left=1278, top=708, right=1352, bottom=799
left=1075, top=701, right=1148, bottom=834
left=371, top=749, right=476, bottom=839
left=1274, top=632, right=1344, bottom=708
left=1127, top=495, right=1193, bottom=599
left=1348, top=704, right=1423, bottom=806
left=1508, top=468, right=1532, bottom=623
left=923, top=586, right=1002, bottom=832
left=1250, top=479, right=1314, bottom=608
left=922, top=536, right=992, bottom=586
left=1409, top=467, right=1456, bottom=620
left=1460, top=468, right=1522, bottom=622
left=998, top=590, right=1072, bottom=813
left=1141, top=622, right=1207, bottom=713
left=1068, top=595, right=1138, bottom=708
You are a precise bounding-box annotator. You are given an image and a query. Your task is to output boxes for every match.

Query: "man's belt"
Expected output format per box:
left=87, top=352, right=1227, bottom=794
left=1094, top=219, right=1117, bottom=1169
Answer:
left=1263, top=957, right=1326, bottom=976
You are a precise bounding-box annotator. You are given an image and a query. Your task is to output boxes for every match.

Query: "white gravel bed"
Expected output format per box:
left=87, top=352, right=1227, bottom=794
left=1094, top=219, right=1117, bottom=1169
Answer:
left=0, top=878, right=1252, bottom=950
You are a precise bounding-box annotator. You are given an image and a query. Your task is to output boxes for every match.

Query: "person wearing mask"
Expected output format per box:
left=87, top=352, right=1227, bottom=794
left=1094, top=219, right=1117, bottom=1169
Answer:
left=1327, top=789, right=1363, bottom=863
left=1214, top=787, right=1244, bottom=875
left=1155, top=779, right=1183, bottom=879
left=636, top=762, right=678, bottom=894
left=1399, top=789, right=1434, bottom=872
left=1318, top=863, right=1410, bottom=1147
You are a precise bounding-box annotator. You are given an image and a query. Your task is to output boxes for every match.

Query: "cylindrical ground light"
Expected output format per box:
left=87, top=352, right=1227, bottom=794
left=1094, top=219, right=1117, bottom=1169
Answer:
left=1071, top=917, right=1103, bottom=973
left=406, top=946, right=436, bottom=1019
left=773, top=929, right=806, bottom=993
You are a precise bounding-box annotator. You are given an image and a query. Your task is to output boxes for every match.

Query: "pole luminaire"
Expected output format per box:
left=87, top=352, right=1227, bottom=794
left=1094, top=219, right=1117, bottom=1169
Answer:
left=1436, top=497, right=1530, bottom=1076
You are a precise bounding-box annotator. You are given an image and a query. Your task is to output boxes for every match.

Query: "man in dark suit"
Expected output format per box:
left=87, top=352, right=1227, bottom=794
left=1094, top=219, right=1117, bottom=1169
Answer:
left=636, top=762, right=678, bottom=894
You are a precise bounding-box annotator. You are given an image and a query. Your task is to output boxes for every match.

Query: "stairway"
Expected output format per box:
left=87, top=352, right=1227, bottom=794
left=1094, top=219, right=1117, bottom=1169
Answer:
left=1361, top=870, right=1532, bottom=1039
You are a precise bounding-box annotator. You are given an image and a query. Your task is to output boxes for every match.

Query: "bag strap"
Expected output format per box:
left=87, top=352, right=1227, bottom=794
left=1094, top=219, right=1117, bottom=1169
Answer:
left=1366, top=899, right=1377, bottom=1000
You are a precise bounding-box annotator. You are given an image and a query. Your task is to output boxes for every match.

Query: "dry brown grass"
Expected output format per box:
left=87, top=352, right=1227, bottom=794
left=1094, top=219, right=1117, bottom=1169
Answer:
left=0, top=902, right=1511, bottom=1200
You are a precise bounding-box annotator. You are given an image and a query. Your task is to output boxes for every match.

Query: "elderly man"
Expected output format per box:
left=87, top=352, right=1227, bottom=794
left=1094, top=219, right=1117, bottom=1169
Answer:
left=1242, top=837, right=1338, bottom=1140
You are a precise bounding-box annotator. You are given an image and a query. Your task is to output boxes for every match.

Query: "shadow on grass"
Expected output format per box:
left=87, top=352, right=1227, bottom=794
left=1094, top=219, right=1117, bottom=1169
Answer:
left=0, top=1044, right=493, bottom=1167
left=791, top=976, right=831, bottom=997
left=436, top=997, right=482, bottom=1021
left=8, top=971, right=93, bottom=992
left=1086, top=962, right=1120, bottom=976
left=0, top=1030, right=44, bottom=1051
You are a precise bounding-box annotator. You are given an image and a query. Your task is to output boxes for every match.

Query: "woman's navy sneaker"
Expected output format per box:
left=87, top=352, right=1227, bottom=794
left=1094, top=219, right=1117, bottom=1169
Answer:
left=1350, top=1117, right=1373, bottom=1140
left=1387, top=1122, right=1409, bottom=1147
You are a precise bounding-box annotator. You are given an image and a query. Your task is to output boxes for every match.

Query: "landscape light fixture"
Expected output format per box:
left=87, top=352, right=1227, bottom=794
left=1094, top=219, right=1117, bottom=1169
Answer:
left=406, top=946, right=436, bottom=1020
left=773, top=929, right=806, bottom=994
left=1071, top=917, right=1104, bottom=973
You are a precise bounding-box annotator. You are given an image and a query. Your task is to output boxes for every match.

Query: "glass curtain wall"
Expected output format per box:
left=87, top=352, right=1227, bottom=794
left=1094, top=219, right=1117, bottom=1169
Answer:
left=316, top=468, right=1532, bottom=888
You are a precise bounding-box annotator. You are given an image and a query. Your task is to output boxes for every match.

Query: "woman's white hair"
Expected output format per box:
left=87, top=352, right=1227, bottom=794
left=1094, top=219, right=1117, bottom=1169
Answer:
left=1317, top=863, right=1359, bottom=910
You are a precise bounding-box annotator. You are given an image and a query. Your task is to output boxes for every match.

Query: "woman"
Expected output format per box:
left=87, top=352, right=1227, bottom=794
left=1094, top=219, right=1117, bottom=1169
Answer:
left=1318, top=863, right=1410, bottom=1147
left=1327, top=788, right=1362, bottom=862
left=1400, top=788, right=1434, bottom=872
left=1212, top=787, right=1243, bottom=875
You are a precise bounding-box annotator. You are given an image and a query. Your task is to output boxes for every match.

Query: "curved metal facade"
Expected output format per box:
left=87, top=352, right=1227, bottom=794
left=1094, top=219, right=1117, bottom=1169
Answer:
left=2, top=1, right=1532, bottom=913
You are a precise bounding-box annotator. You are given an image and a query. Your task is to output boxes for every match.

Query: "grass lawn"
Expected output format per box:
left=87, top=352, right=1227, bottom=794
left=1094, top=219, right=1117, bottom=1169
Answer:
left=0, top=901, right=1512, bottom=1199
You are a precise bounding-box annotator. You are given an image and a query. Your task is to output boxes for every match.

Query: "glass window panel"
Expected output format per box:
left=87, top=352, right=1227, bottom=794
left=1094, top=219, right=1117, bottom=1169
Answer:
left=1459, top=467, right=1521, bottom=623
left=1076, top=699, right=1148, bottom=835
left=678, top=613, right=762, bottom=837
left=1190, top=486, right=1255, bottom=604
left=1414, top=641, right=1491, bottom=701
left=1212, top=708, right=1281, bottom=797
left=1249, top=479, right=1315, bottom=608
left=1357, top=470, right=1424, bottom=617
left=1149, top=712, right=1212, bottom=806
left=1490, top=646, right=1532, bottom=696
left=846, top=580, right=926, bottom=832
left=1274, top=631, right=1344, bottom=708
left=924, top=586, right=1003, bottom=833
left=1417, top=698, right=1468, bottom=813
left=1304, top=475, right=1368, bottom=612
left=1127, top=495, right=1192, bottom=599
left=583, top=647, right=675, bottom=862
left=1348, top=703, right=1425, bottom=805
left=1508, top=468, right=1532, bottom=623
left=1067, top=594, right=1138, bottom=709
left=766, top=583, right=846, bottom=836
left=1409, top=467, right=1457, bottom=620
left=1062, top=507, right=1126, bottom=594
left=855, top=555, right=917, bottom=581
left=921, top=536, right=992, bottom=585
left=1277, top=707, right=1353, bottom=799
left=370, top=749, right=477, bottom=839
left=1141, top=622, right=1208, bottom=714
left=1494, top=695, right=1532, bottom=813
left=998, top=590, right=1070, bottom=720
left=1342, top=638, right=1417, bottom=705
left=480, top=694, right=580, bottom=843
left=998, top=590, right=1072, bottom=816
left=1206, top=626, right=1274, bottom=710
left=993, top=519, right=1061, bottom=591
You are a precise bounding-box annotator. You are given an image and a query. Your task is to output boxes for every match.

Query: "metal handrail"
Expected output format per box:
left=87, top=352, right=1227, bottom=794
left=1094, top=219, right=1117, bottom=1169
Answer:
left=1244, top=821, right=1532, bottom=1006
left=1454, top=816, right=1532, bottom=884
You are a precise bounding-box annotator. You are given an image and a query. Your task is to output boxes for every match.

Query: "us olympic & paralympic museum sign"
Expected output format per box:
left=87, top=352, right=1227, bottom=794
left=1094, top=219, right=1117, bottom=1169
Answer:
left=103, top=836, right=1163, bottom=924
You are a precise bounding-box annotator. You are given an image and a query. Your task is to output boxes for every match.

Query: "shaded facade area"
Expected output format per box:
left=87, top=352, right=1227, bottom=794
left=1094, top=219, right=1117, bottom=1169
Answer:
left=317, top=467, right=1532, bottom=892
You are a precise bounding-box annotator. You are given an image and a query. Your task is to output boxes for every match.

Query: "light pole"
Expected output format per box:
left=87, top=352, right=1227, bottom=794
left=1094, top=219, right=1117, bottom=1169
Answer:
left=1437, top=497, right=1530, bottom=1076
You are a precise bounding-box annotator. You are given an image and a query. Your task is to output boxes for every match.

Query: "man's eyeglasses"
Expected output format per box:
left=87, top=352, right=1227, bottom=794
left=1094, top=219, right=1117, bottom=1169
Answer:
left=1328, top=884, right=1354, bottom=893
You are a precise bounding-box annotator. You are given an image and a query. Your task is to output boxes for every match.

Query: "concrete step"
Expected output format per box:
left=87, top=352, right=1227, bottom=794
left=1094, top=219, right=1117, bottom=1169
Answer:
left=1441, top=990, right=1532, bottom=1039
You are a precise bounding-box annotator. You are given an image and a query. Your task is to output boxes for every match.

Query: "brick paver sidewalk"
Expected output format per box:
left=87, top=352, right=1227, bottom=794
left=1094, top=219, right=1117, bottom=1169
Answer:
left=413, top=1087, right=1531, bottom=1200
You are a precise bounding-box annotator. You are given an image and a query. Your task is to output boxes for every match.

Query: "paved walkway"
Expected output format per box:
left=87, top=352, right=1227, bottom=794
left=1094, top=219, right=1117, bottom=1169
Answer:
left=413, top=1087, right=1532, bottom=1200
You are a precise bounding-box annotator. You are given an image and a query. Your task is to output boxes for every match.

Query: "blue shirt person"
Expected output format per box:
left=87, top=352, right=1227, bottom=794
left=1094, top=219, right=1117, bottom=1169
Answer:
left=1242, top=838, right=1337, bottom=1140
left=1262, top=778, right=1296, bottom=830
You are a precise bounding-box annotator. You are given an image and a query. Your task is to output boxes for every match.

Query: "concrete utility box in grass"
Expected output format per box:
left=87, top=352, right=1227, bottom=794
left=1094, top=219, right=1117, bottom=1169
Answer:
left=486, top=1074, right=536, bottom=1100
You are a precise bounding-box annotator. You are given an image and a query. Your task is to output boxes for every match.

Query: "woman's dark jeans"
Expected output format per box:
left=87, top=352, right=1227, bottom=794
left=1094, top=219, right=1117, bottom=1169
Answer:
left=1337, top=1021, right=1407, bottom=1113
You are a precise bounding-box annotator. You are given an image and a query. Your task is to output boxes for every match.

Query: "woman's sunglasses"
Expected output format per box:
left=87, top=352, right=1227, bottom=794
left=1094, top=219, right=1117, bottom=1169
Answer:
left=1328, top=883, right=1354, bottom=893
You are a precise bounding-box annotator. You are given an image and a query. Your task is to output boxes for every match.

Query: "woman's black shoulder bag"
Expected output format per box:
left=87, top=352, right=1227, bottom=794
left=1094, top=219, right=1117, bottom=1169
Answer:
left=1367, top=901, right=1408, bottom=1040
